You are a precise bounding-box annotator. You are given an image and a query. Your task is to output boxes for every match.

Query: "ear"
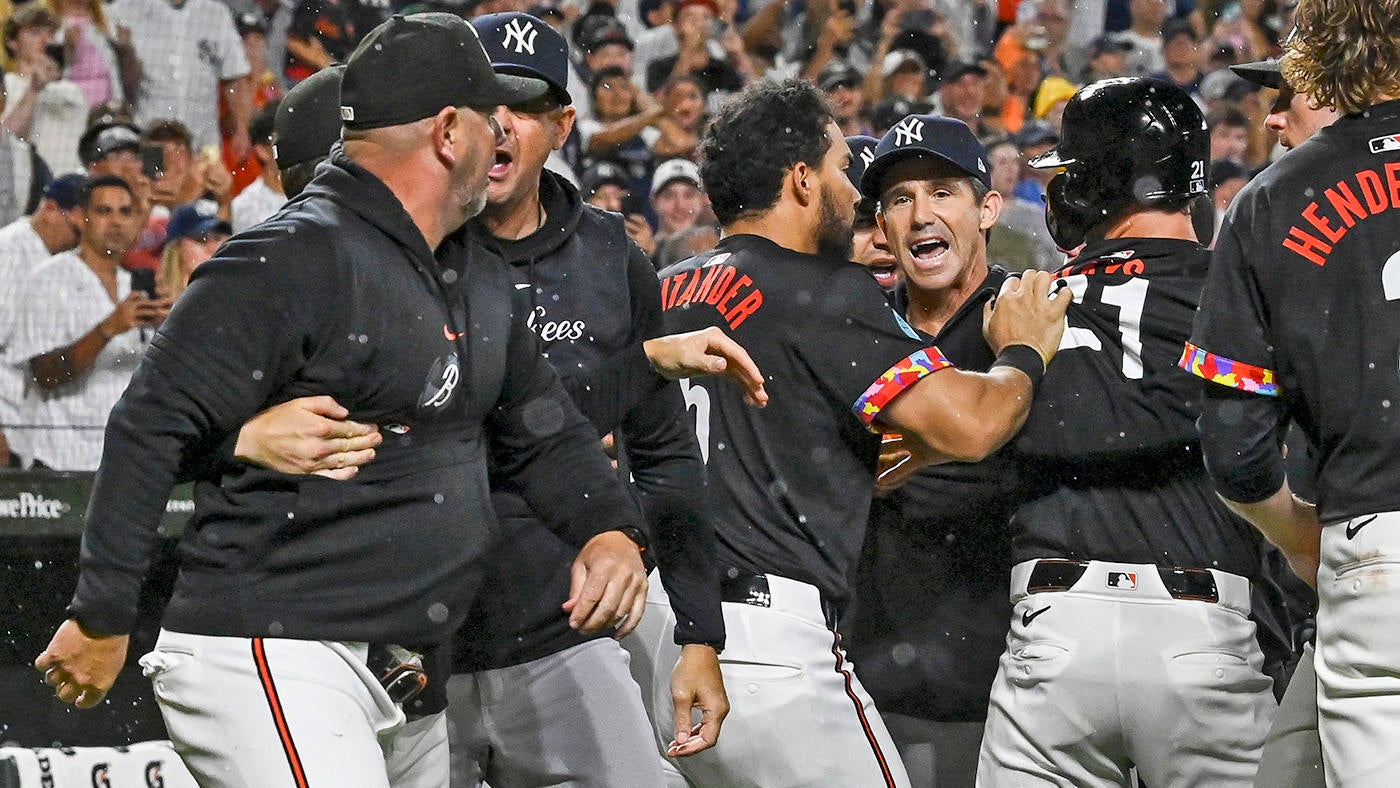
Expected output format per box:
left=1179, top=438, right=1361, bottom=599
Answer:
left=552, top=106, right=577, bottom=152
left=875, top=205, right=887, bottom=237
left=430, top=106, right=461, bottom=166
left=790, top=160, right=815, bottom=207
left=979, top=189, right=1003, bottom=231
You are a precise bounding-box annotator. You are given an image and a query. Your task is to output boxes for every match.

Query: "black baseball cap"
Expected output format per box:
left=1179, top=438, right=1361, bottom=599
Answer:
left=340, top=13, right=547, bottom=130
left=581, top=160, right=630, bottom=195
left=862, top=114, right=991, bottom=199
left=472, top=12, right=572, bottom=106
left=845, top=135, right=878, bottom=192
left=78, top=122, right=141, bottom=166
left=940, top=60, right=988, bottom=83
left=869, top=96, right=930, bottom=136
left=579, top=17, right=633, bottom=52
left=1087, top=35, right=1132, bottom=58
left=819, top=60, right=862, bottom=92
left=1230, top=58, right=1284, bottom=90
left=275, top=65, right=345, bottom=169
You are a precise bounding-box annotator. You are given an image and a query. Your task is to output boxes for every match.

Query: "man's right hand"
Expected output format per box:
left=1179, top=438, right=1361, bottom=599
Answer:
left=234, top=396, right=381, bottom=480
left=982, top=270, right=1071, bottom=367
left=104, top=292, right=169, bottom=336
left=643, top=327, right=768, bottom=406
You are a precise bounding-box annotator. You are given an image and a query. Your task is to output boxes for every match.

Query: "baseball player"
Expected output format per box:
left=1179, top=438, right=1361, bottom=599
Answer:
left=33, top=14, right=654, bottom=787
left=846, top=135, right=899, bottom=291
left=1226, top=48, right=1338, bottom=788
left=627, top=79, right=1071, bottom=788
left=848, top=115, right=1022, bottom=788
left=974, top=77, right=1277, bottom=786
left=1186, top=1, right=1400, bottom=782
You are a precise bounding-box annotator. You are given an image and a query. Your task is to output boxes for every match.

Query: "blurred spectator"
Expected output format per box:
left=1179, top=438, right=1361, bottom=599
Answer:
left=632, top=0, right=678, bottom=85
left=578, top=16, right=635, bottom=80
left=1079, top=35, right=1133, bottom=82
left=869, top=95, right=930, bottom=137
left=978, top=55, right=1016, bottom=137
left=1149, top=19, right=1204, bottom=98
left=935, top=60, right=991, bottom=138
left=43, top=0, right=136, bottom=113
left=650, top=74, right=705, bottom=160
left=819, top=60, right=869, bottom=136
left=1112, top=0, right=1169, bottom=75
left=580, top=66, right=661, bottom=199
left=994, top=0, right=1071, bottom=83
left=0, top=173, right=84, bottom=468
left=652, top=221, right=718, bottom=269
left=11, top=174, right=164, bottom=471
left=284, top=0, right=356, bottom=84
left=157, top=201, right=231, bottom=300
left=1200, top=68, right=1257, bottom=112
left=1207, top=105, right=1250, bottom=163
left=645, top=0, right=749, bottom=109
left=582, top=159, right=656, bottom=255
left=2, top=6, right=87, bottom=174
left=649, top=156, right=706, bottom=246
left=231, top=102, right=284, bottom=233
left=858, top=2, right=949, bottom=107
left=0, top=92, right=53, bottom=227
left=78, top=120, right=149, bottom=220
left=1207, top=157, right=1249, bottom=240
left=797, top=0, right=857, bottom=83
left=145, top=119, right=233, bottom=214
left=985, top=135, right=1061, bottom=271
left=111, top=0, right=252, bottom=155
left=881, top=48, right=931, bottom=102
left=1031, top=74, right=1078, bottom=130
left=1010, top=120, right=1057, bottom=203
left=223, top=14, right=283, bottom=194
left=224, top=0, right=295, bottom=93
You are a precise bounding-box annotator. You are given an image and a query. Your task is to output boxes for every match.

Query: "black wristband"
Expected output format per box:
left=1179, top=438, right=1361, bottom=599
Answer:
left=991, top=344, right=1045, bottom=389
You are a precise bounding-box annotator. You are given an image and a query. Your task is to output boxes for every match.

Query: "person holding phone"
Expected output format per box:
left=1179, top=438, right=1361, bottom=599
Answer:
left=2, top=4, right=87, bottom=175
left=10, top=174, right=168, bottom=471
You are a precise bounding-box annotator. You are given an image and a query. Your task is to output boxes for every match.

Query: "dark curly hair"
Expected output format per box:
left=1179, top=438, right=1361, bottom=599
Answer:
left=699, top=80, right=834, bottom=226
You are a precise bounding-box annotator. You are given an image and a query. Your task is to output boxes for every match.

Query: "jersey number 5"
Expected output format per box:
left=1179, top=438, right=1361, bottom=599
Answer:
left=1056, top=274, right=1149, bottom=379
left=681, top=378, right=711, bottom=464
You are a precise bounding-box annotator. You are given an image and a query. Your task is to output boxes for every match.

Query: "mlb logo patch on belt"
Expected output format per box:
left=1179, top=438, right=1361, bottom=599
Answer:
left=1106, top=571, right=1138, bottom=590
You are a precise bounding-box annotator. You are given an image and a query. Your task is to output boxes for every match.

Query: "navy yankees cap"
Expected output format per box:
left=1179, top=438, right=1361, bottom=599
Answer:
left=472, top=12, right=572, bottom=106
left=340, top=13, right=547, bottom=130
left=167, top=202, right=232, bottom=242
left=42, top=173, right=86, bottom=210
left=274, top=65, right=344, bottom=169
left=861, top=114, right=991, bottom=200
left=845, top=135, right=878, bottom=192
left=78, top=122, right=141, bottom=166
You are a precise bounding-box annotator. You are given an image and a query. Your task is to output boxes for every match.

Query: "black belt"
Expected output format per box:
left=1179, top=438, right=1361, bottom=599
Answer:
left=720, top=573, right=842, bottom=630
left=1026, top=559, right=1219, bottom=603
left=366, top=644, right=428, bottom=705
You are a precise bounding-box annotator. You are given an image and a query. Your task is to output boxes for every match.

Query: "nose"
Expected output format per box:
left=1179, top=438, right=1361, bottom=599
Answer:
left=488, top=111, right=506, bottom=145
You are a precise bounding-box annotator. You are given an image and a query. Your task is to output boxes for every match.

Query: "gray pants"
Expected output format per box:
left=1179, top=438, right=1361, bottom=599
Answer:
left=1253, top=643, right=1324, bottom=788
left=882, top=714, right=983, bottom=788
left=446, top=639, right=665, bottom=788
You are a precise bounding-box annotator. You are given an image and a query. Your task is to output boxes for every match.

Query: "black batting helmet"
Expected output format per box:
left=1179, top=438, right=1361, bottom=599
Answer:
left=1030, top=77, right=1208, bottom=249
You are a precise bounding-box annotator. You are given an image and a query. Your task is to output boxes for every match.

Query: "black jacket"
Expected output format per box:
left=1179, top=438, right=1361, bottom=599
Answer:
left=453, top=170, right=723, bottom=671
left=69, top=150, right=641, bottom=648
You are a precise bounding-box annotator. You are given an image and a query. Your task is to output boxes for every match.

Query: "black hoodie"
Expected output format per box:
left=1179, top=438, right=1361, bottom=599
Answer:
left=68, top=149, right=641, bottom=648
left=452, top=169, right=724, bottom=671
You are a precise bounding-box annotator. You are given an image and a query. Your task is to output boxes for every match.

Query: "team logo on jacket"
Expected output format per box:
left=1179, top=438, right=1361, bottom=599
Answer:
left=1369, top=133, right=1400, bottom=154
left=419, top=352, right=461, bottom=410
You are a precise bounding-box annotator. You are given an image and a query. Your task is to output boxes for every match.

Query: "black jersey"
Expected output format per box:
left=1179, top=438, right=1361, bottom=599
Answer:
left=658, top=234, right=945, bottom=606
left=1011, top=238, right=1261, bottom=577
left=1188, top=99, right=1400, bottom=523
left=847, top=266, right=1017, bottom=723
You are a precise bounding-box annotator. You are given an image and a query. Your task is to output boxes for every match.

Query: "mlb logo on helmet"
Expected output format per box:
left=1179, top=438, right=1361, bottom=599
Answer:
left=1106, top=571, right=1138, bottom=590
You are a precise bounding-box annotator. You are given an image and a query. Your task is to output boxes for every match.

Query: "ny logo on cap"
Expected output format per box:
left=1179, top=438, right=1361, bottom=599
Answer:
left=893, top=117, right=924, bottom=147
left=859, top=146, right=875, bottom=166
left=503, top=18, right=538, bottom=55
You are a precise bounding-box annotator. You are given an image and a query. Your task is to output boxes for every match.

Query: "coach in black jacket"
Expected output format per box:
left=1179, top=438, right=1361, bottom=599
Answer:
left=34, top=15, right=650, bottom=788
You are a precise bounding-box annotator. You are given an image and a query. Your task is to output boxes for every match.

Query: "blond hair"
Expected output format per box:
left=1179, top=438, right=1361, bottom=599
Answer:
left=157, top=241, right=188, bottom=301
left=1283, top=0, right=1400, bottom=114
left=43, top=0, right=110, bottom=35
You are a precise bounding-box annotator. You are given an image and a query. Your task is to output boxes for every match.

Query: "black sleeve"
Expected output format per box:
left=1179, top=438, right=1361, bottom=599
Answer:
left=646, top=56, right=674, bottom=93
left=617, top=263, right=725, bottom=646
left=1198, top=382, right=1290, bottom=504
left=68, top=232, right=319, bottom=634
left=488, top=302, right=646, bottom=550
left=558, top=240, right=668, bottom=435
left=288, top=0, right=322, bottom=38
left=27, top=146, right=50, bottom=214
